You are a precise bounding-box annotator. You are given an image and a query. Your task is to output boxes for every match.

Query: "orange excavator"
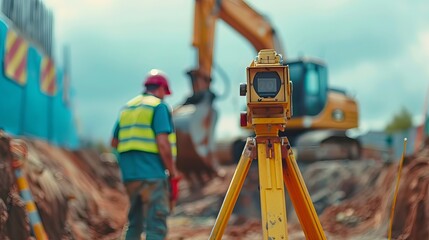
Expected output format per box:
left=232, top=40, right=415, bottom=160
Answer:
left=173, top=0, right=360, bottom=182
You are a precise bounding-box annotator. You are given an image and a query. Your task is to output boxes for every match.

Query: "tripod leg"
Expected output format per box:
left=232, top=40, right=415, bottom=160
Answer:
left=257, top=140, right=288, bottom=239
left=209, top=138, right=255, bottom=240
left=282, top=138, right=327, bottom=240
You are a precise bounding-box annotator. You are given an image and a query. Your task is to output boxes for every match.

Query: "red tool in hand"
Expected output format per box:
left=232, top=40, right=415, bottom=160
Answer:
left=169, top=176, right=180, bottom=201
left=169, top=176, right=181, bottom=212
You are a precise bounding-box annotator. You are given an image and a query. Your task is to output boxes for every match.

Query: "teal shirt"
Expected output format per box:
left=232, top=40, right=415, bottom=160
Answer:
left=113, top=94, right=174, bottom=181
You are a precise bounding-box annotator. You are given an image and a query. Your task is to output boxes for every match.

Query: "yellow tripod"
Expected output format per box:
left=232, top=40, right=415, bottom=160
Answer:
left=209, top=49, right=326, bottom=239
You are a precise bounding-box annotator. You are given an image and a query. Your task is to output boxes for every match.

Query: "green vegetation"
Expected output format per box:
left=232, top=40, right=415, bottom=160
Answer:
left=384, top=107, right=413, bottom=134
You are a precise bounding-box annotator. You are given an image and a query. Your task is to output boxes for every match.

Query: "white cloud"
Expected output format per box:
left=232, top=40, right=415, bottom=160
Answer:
left=45, top=0, right=116, bottom=22
left=410, top=30, right=429, bottom=77
left=248, top=0, right=352, bottom=13
left=330, top=30, right=429, bottom=131
left=215, top=114, right=249, bottom=141
left=44, top=0, right=429, bottom=142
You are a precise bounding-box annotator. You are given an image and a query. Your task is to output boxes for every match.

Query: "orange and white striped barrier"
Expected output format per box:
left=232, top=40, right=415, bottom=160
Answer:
left=40, top=57, right=56, bottom=96
left=10, top=140, right=48, bottom=240
left=4, top=29, right=29, bottom=85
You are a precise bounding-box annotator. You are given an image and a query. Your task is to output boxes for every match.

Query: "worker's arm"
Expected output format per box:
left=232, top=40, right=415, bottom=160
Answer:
left=156, top=133, right=177, bottom=178
left=158, top=132, right=180, bottom=212
left=153, top=103, right=177, bottom=178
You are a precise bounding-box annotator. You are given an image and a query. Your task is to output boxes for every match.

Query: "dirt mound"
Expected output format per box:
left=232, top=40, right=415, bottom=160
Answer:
left=2, top=128, right=429, bottom=239
left=320, top=138, right=429, bottom=239
left=0, top=132, right=128, bottom=239
left=169, top=139, right=429, bottom=239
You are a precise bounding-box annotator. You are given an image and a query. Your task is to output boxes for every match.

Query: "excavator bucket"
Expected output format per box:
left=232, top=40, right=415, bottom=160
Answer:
left=173, top=91, right=218, bottom=185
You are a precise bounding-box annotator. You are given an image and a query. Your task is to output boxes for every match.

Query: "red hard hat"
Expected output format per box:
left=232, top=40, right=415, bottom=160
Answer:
left=144, top=69, right=171, bottom=95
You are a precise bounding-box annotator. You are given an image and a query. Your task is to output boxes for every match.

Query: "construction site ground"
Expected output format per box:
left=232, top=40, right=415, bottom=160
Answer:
left=1, top=133, right=429, bottom=239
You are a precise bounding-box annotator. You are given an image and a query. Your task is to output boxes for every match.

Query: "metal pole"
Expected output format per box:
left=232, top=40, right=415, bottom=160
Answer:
left=10, top=139, right=49, bottom=240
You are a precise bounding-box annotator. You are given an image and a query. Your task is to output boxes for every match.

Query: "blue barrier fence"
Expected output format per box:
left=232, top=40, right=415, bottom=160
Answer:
left=0, top=19, right=79, bottom=149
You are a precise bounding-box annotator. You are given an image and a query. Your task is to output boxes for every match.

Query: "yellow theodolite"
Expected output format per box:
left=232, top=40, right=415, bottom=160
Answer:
left=209, top=49, right=326, bottom=240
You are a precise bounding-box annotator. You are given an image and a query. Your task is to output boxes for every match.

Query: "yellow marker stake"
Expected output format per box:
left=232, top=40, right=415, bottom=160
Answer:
left=388, top=138, right=407, bottom=240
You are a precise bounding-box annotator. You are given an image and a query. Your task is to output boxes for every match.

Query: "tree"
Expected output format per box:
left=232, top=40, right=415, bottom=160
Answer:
left=384, top=107, right=413, bottom=134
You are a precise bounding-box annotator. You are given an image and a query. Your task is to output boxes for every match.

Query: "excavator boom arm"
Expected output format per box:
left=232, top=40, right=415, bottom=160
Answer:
left=191, top=0, right=217, bottom=93
left=219, top=0, right=283, bottom=55
left=191, top=0, right=283, bottom=93
left=175, top=0, right=284, bottom=184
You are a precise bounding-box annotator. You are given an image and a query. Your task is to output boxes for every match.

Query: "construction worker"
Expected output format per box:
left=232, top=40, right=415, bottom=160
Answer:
left=111, top=69, right=179, bottom=240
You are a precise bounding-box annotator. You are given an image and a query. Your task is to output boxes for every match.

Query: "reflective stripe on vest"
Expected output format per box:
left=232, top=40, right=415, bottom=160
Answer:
left=117, top=95, right=177, bottom=156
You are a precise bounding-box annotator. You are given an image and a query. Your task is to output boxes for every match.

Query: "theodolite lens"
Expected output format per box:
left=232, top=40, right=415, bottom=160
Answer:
left=253, top=71, right=281, bottom=98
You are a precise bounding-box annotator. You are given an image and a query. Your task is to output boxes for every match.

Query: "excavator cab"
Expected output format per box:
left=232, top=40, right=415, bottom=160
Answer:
left=282, top=59, right=361, bottom=161
left=284, top=59, right=329, bottom=145
left=288, top=60, right=328, bottom=119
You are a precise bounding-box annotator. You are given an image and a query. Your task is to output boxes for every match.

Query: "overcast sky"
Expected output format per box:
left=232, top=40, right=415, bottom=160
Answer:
left=44, top=0, right=429, bottom=143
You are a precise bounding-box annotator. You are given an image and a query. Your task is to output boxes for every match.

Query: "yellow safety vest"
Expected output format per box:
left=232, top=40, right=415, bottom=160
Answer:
left=117, top=95, right=177, bottom=156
